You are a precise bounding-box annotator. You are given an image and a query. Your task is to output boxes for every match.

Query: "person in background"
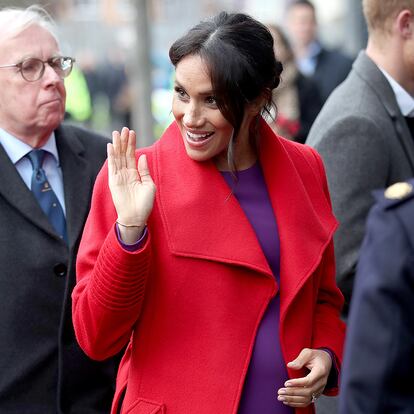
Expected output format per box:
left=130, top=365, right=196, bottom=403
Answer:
left=64, top=65, right=93, bottom=124
left=100, top=49, right=132, bottom=132
left=267, top=24, right=322, bottom=143
left=286, top=0, right=352, bottom=104
left=0, top=6, right=118, bottom=413
left=72, top=12, right=345, bottom=414
left=307, top=0, right=414, bottom=318
left=339, top=179, right=414, bottom=413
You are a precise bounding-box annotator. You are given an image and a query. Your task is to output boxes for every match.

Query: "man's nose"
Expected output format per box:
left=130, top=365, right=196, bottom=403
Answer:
left=42, top=63, right=62, bottom=85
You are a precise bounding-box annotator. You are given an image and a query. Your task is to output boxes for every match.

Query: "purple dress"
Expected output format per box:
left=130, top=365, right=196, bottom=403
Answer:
left=222, top=164, right=294, bottom=414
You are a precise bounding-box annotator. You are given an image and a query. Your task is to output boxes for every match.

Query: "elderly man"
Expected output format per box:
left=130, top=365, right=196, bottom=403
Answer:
left=0, top=6, right=118, bottom=413
left=307, top=0, right=414, bottom=318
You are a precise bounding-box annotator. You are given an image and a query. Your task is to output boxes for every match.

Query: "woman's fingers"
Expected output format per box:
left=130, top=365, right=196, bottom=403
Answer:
left=285, top=371, right=320, bottom=388
left=112, top=128, right=135, bottom=170
left=107, top=143, right=116, bottom=176
left=112, top=130, right=121, bottom=169
left=287, top=347, right=312, bottom=370
left=111, top=129, right=150, bottom=184
left=277, top=387, right=310, bottom=407
left=126, top=129, right=137, bottom=170
left=137, top=154, right=153, bottom=184
left=119, top=127, right=129, bottom=169
left=120, top=127, right=129, bottom=152
left=279, top=349, right=329, bottom=409
left=277, top=384, right=323, bottom=407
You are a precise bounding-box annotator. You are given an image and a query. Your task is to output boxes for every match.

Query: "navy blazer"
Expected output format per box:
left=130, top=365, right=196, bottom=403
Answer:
left=339, top=179, right=414, bottom=413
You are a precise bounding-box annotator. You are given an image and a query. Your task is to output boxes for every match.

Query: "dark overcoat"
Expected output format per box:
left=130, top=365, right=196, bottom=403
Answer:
left=0, top=124, right=119, bottom=413
left=340, top=179, right=414, bottom=413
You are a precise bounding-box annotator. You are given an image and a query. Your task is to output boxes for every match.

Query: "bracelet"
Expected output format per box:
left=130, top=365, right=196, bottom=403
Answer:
left=116, top=220, right=144, bottom=228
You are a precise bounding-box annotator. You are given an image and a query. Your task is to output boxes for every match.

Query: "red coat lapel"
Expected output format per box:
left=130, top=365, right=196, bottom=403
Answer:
left=259, top=120, right=337, bottom=317
left=152, top=121, right=337, bottom=303
left=153, top=122, right=273, bottom=277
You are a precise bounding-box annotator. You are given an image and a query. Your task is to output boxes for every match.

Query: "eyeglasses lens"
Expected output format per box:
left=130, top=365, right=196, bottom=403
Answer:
left=21, top=57, right=74, bottom=81
left=51, top=57, right=73, bottom=77
left=21, top=58, right=44, bottom=81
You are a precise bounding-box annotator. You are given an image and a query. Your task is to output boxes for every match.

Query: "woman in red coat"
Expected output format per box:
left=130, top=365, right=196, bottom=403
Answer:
left=72, top=12, right=345, bottom=414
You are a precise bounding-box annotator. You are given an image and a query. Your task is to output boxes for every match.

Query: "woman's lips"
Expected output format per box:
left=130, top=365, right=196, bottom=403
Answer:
left=185, top=130, right=215, bottom=147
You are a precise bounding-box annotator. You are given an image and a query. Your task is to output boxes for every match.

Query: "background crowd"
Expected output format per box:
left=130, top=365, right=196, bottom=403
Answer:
left=0, top=0, right=366, bottom=142
left=0, top=0, right=413, bottom=413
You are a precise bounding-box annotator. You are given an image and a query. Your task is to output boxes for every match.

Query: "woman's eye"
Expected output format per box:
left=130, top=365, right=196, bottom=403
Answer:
left=205, top=96, right=217, bottom=105
left=174, top=86, right=186, bottom=98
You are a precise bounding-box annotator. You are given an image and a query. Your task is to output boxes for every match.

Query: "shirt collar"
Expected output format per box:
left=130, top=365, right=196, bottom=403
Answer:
left=306, top=40, right=322, bottom=59
left=380, top=68, right=414, bottom=117
left=296, top=41, right=322, bottom=76
left=0, top=128, right=60, bottom=165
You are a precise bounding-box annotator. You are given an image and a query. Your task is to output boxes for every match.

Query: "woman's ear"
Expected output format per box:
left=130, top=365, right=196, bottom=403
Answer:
left=247, top=90, right=271, bottom=115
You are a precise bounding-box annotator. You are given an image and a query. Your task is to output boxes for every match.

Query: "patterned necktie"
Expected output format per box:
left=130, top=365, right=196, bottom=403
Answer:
left=26, top=149, right=67, bottom=243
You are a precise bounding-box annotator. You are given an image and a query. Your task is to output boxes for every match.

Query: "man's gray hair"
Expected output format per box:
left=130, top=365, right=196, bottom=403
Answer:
left=0, top=5, right=58, bottom=42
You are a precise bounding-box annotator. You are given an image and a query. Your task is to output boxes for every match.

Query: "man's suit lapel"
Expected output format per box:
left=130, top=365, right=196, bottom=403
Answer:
left=55, top=125, right=93, bottom=250
left=393, top=113, right=414, bottom=170
left=0, top=142, right=62, bottom=241
left=355, top=51, right=414, bottom=171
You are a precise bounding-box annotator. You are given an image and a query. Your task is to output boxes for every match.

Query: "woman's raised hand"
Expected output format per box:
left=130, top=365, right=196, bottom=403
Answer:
left=107, top=127, right=156, bottom=243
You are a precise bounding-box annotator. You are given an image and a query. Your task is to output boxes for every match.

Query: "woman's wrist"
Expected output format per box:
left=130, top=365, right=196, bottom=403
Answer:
left=116, top=217, right=146, bottom=228
left=116, top=219, right=146, bottom=244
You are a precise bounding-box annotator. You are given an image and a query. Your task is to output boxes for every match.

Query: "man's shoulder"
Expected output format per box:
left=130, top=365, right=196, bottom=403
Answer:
left=59, top=123, right=110, bottom=148
left=320, top=66, right=377, bottom=110
left=56, top=124, right=110, bottom=169
left=306, top=104, right=383, bottom=149
left=306, top=67, right=391, bottom=147
left=314, top=52, right=386, bottom=109
left=312, top=70, right=364, bottom=114
left=374, top=179, right=414, bottom=207
left=370, top=179, right=414, bottom=235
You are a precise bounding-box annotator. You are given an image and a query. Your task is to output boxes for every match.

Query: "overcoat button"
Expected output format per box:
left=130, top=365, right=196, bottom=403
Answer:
left=53, top=263, right=67, bottom=277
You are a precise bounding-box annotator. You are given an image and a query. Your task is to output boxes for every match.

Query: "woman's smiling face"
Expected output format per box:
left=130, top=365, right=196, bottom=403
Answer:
left=173, top=53, right=260, bottom=171
left=172, top=54, right=235, bottom=169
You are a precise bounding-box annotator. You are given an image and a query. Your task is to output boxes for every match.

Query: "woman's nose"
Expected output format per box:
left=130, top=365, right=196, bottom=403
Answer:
left=183, top=103, right=204, bottom=127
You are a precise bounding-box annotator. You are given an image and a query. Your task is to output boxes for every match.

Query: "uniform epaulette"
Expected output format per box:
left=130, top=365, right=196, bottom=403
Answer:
left=374, top=180, right=414, bottom=210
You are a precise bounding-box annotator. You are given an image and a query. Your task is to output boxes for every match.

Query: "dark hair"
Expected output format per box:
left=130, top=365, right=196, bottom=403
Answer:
left=169, top=11, right=283, bottom=171
left=287, top=0, right=316, bottom=13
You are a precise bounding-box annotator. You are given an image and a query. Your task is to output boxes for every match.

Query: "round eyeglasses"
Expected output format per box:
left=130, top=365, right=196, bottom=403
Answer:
left=0, top=56, right=75, bottom=82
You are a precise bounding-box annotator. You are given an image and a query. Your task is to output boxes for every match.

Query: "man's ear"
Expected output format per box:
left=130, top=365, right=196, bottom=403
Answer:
left=397, top=9, right=414, bottom=39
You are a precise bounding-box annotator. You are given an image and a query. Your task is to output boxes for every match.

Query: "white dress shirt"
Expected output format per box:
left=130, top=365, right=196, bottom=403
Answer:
left=0, top=128, right=66, bottom=214
left=380, top=68, right=414, bottom=117
left=296, top=41, right=321, bottom=77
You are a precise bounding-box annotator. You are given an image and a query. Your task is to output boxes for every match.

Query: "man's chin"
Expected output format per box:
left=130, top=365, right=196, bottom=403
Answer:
left=38, top=111, right=64, bottom=132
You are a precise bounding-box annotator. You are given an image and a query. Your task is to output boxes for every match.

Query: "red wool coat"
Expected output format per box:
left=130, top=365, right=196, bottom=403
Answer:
left=73, top=120, right=345, bottom=414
